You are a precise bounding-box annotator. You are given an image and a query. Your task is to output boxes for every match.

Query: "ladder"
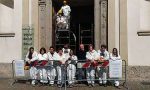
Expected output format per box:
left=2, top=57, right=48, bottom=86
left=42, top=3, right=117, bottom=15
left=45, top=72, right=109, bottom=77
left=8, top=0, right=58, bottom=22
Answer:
left=79, top=23, right=94, bottom=50
left=55, top=26, right=76, bottom=51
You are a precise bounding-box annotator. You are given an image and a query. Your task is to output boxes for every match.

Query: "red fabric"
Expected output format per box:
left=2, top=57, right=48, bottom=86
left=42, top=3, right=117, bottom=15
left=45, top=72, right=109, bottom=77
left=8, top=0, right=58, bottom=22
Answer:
left=82, top=60, right=109, bottom=68
left=82, top=61, right=91, bottom=68
left=40, top=60, right=48, bottom=66
left=82, top=60, right=98, bottom=68
left=101, top=61, right=109, bottom=67
left=31, top=60, right=38, bottom=66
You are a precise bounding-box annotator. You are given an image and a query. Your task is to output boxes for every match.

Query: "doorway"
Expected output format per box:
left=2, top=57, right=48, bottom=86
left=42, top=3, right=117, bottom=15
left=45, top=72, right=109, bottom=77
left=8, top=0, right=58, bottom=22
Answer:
left=52, top=0, right=94, bottom=52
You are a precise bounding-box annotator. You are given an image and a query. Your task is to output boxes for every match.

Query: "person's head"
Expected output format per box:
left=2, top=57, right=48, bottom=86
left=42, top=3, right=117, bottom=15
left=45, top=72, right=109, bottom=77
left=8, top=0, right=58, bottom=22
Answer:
left=101, top=45, right=107, bottom=52
left=58, top=48, right=63, bottom=55
left=79, top=44, right=84, bottom=51
left=49, top=46, right=54, bottom=54
left=112, top=48, right=118, bottom=57
left=29, top=47, right=34, bottom=53
left=63, top=0, right=67, bottom=5
left=88, top=44, right=94, bottom=52
left=69, top=50, right=74, bottom=56
left=64, top=44, right=69, bottom=49
left=40, top=47, right=46, bottom=55
left=28, top=47, right=34, bottom=59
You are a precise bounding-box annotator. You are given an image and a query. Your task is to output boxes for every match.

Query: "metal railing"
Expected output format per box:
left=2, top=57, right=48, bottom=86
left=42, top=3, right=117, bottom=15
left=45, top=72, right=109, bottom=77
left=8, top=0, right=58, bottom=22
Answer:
left=11, top=59, right=128, bottom=90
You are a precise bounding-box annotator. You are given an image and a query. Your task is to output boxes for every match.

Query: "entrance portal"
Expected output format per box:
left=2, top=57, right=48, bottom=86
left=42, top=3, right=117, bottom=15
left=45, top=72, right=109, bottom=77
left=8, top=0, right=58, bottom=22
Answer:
left=52, top=0, right=94, bottom=52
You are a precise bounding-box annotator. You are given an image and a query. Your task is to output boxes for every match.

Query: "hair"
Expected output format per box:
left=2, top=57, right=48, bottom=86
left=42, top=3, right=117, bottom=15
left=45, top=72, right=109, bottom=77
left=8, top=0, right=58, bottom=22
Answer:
left=28, top=47, right=34, bottom=59
left=112, top=48, right=118, bottom=57
left=57, top=47, right=62, bottom=52
left=40, top=47, right=46, bottom=54
left=49, top=46, right=54, bottom=49
left=88, top=44, right=94, bottom=49
left=101, top=44, right=107, bottom=49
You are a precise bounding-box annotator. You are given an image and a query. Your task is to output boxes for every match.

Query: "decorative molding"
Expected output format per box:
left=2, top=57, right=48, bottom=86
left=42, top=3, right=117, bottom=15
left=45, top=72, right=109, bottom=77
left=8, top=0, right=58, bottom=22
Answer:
left=137, top=31, right=150, bottom=36
left=0, top=33, right=15, bottom=37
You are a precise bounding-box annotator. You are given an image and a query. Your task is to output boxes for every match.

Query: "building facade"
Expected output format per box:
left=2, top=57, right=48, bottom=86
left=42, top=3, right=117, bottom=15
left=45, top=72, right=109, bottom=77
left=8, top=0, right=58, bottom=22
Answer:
left=0, top=0, right=150, bottom=66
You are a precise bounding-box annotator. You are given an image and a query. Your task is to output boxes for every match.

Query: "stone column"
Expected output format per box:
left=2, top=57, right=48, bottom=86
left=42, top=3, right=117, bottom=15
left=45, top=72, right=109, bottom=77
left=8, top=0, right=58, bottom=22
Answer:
left=94, top=0, right=101, bottom=50
left=100, top=0, right=108, bottom=46
left=38, top=0, right=52, bottom=50
left=45, top=0, right=52, bottom=50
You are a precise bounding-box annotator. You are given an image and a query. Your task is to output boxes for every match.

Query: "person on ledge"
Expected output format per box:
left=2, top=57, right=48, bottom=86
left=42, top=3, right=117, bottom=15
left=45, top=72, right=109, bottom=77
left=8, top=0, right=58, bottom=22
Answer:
left=66, top=50, right=77, bottom=88
left=55, top=48, right=67, bottom=88
left=85, top=44, right=99, bottom=87
left=47, top=46, right=57, bottom=86
left=110, top=48, right=121, bottom=89
left=37, top=47, right=48, bottom=84
left=76, top=44, right=86, bottom=83
left=25, top=47, right=38, bottom=86
left=97, top=45, right=109, bottom=87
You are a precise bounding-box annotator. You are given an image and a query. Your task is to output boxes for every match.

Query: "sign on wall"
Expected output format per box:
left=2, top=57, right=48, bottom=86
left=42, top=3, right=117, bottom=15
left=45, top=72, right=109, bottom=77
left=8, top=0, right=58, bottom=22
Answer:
left=22, top=25, right=34, bottom=59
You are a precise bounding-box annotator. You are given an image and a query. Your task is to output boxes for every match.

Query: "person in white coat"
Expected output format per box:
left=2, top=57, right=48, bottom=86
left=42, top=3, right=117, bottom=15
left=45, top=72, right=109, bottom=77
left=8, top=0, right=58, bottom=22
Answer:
left=56, top=48, right=67, bottom=87
left=86, top=44, right=99, bottom=87
left=56, top=12, right=67, bottom=29
left=66, top=50, right=77, bottom=87
left=37, top=47, right=48, bottom=84
left=25, top=47, right=38, bottom=86
left=60, top=0, right=71, bottom=29
left=97, top=45, right=109, bottom=86
left=110, top=48, right=121, bottom=88
left=47, top=46, right=57, bottom=86
left=62, top=44, right=71, bottom=60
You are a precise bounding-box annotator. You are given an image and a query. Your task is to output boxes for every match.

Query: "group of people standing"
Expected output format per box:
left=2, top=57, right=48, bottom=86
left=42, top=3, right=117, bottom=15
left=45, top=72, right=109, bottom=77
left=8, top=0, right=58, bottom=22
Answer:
left=25, top=44, right=121, bottom=88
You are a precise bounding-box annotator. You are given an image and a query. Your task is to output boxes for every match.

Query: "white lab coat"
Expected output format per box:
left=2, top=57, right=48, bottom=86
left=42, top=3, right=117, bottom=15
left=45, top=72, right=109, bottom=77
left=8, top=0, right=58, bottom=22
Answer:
left=67, top=55, right=77, bottom=84
left=25, top=51, right=38, bottom=62
left=97, top=50, right=109, bottom=84
left=110, top=53, right=121, bottom=60
left=47, top=52, right=57, bottom=84
left=97, top=50, right=109, bottom=60
left=61, top=5, right=71, bottom=29
left=25, top=51, right=38, bottom=85
left=37, top=53, right=48, bottom=83
left=61, top=5, right=71, bottom=17
left=55, top=53, right=67, bottom=84
left=62, top=48, right=71, bottom=60
left=86, top=50, right=99, bottom=84
left=56, top=15, right=67, bottom=29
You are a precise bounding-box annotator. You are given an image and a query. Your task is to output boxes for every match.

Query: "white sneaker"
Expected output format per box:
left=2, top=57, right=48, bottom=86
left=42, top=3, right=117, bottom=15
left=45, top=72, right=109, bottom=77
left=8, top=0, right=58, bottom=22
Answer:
left=31, top=80, right=35, bottom=86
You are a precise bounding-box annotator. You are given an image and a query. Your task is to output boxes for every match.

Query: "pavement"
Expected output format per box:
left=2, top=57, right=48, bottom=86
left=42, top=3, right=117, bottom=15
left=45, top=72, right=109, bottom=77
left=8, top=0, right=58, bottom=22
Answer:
left=0, top=79, right=150, bottom=90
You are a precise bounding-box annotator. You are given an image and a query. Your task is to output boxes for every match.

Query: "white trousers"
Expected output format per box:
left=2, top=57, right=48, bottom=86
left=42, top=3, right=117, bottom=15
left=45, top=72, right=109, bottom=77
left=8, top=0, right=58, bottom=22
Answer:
left=47, top=67, right=56, bottom=84
left=86, top=67, right=95, bottom=84
left=39, top=68, right=48, bottom=83
left=97, top=67, right=107, bottom=84
left=67, top=64, right=76, bottom=84
left=56, top=66, right=62, bottom=84
left=30, top=67, right=38, bottom=84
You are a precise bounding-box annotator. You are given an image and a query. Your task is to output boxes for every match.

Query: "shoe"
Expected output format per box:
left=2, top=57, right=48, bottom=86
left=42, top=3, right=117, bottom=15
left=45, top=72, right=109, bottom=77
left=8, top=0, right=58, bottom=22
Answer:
left=58, top=84, right=62, bottom=88
left=69, top=84, right=73, bottom=88
left=31, top=80, right=36, bottom=86
left=103, top=84, right=107, bottom=87
left=49, top=84, right=54, bottom=86
left=115, top=86, right=121, bottom=89
left=91, top=83, right=95, bottom=87
left=88, top=83, right=92, bottom=87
